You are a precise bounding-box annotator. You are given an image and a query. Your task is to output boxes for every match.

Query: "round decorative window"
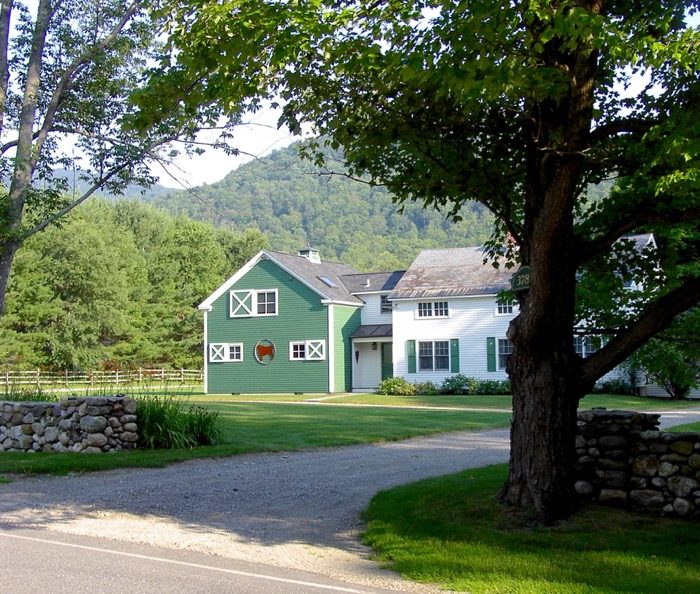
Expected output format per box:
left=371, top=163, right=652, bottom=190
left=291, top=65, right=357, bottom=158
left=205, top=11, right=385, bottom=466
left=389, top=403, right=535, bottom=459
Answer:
left=254, top=339, right=276, bottom=364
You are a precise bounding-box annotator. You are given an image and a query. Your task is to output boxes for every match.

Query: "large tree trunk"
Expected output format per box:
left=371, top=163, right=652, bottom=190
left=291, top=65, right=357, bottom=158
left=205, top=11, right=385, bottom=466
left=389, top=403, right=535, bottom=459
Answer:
left=0, top=240, right=18, bottom=313
left=502, top=342, right=582, bottom=523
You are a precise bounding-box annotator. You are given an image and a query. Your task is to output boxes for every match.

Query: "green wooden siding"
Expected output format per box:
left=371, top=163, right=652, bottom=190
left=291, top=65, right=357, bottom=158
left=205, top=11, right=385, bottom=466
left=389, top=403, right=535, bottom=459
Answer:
left=207, top=259, right=329, bottom=393
left=332, top=305, right=361, bottom=392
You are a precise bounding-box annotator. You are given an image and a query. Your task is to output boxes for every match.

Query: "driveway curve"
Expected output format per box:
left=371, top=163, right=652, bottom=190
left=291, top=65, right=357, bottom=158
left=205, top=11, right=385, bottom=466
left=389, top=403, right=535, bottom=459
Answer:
left=0, top=428, right=510, bottom=592
left=2, top=409, right=699, bottom=592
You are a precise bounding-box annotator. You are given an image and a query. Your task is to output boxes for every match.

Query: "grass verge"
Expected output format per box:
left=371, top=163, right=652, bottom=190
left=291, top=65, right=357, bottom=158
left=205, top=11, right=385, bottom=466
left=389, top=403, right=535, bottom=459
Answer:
left=668, top=421, right=700, bottom=433
left=0, top=403, right=511, bottom=476
left=362, top=464, right=700, bottom=593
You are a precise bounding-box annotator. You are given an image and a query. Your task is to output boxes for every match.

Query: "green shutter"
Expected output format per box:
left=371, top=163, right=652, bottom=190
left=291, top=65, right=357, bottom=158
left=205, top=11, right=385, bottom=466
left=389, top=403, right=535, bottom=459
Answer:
left=450, top=339, right=460, bottom=372
left=407, top=340, right=416, bottom=374
left=487, top=337, right=496, bottom=372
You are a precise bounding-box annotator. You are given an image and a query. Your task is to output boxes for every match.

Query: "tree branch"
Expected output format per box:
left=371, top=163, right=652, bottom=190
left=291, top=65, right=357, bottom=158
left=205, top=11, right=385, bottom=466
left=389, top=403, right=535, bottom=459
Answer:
left=575, top=205, right=700, bottom=263
left=589, top=117, right=657, bottom=146
left=0, top=0, right=13, bottom=140
left=30, top=0, right=144, bottom=169
left=581, top=276, right=700, bottom=386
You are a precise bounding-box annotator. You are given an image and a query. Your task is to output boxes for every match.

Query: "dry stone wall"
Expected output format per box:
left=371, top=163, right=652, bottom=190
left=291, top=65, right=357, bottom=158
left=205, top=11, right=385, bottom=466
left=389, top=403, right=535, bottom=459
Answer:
left=0, top=396, right=137, bottom=453
left=575, top=409, right=700, bottom=518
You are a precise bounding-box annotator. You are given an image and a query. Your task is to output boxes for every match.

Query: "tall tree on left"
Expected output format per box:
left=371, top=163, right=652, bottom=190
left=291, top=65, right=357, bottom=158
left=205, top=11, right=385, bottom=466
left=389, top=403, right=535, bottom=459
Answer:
left=0, top=0, right=228, bottom=314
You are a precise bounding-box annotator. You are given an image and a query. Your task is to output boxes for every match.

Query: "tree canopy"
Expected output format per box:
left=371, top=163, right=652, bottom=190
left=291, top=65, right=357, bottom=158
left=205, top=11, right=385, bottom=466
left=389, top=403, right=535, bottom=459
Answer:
left=0, top=0, right=241, bottom=314
left=149, top=0, right=700, bottom=522
left=0, top=199, right=267, bottom=370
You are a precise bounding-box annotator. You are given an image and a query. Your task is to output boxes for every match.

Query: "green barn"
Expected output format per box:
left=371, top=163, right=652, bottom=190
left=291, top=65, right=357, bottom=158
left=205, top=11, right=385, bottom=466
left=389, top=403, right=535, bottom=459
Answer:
left=198, top=248, right=362, bottom=394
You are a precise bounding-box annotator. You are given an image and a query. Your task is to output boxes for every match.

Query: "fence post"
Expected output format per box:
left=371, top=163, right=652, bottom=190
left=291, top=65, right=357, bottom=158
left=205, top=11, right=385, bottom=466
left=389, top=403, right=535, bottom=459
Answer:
left=36, top=369, right=40, bottom=388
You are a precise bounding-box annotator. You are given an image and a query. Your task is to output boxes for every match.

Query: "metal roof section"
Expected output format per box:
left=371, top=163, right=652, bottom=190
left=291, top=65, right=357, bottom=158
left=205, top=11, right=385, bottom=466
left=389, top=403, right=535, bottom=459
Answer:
left=350, top=324, right=393, bottom=338
left=340, top=270, right=406, bottom=294
left=390, top=247, right=512, bottom=300
left=264, top=250, right=365, bottom=305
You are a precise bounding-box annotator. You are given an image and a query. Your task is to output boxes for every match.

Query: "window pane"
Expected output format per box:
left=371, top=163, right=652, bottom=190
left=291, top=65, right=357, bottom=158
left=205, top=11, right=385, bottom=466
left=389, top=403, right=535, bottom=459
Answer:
left=418, top=341, right=433, bottom=370
left=435, top=341, right=449, bottom=370
left=257, top=291, right=276, bottom=314
left=380, top=295, right=392, bottom=314
left=291, top=342, right=305, bottom=360
left=418, top=302, right=432, bottom=317
left=498, top=339, right=513, bottom=370
left=497, top=299, right=513, bottom=315
left=434, top=302, right=449, bottom=317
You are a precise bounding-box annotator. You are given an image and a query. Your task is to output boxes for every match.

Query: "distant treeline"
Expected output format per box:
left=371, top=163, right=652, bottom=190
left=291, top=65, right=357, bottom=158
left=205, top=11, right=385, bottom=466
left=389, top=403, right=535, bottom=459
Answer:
left=0, top=200, right=266, bottom=371
left=145, top=142, right=497, bottom=271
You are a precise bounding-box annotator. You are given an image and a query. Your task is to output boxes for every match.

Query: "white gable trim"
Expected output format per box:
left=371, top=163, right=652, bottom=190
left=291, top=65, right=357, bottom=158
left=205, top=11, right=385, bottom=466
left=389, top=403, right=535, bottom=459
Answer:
left=199, top=251, right=332, bottom=311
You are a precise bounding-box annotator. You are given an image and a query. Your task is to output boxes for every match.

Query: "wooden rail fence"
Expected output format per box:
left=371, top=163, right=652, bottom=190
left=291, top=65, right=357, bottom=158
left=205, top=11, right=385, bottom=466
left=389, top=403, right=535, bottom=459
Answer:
left=0, top=368, right=203, bottom=387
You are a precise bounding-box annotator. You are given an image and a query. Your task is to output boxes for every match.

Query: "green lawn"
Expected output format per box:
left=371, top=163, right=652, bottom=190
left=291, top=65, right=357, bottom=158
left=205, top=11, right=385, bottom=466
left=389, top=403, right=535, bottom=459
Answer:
left=202, top=392, right=700, bottom=412
left=363, top=464, right=700, bottom=594
left=0, top=401, right=511, bottom=476
left=668, top=421, right=700, bottom=433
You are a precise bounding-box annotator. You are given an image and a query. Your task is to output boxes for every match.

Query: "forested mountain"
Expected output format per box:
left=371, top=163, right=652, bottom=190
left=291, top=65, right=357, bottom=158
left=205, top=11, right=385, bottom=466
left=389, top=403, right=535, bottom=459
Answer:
left=145, top=142, right=496, bottom=271
left=0, top=201, right=266, bottom=370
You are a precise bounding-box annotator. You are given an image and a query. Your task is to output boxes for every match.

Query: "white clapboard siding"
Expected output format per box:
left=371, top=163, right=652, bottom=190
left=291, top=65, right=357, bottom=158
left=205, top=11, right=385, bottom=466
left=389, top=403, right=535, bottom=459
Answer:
left=359, top=293, right=393, bottom=326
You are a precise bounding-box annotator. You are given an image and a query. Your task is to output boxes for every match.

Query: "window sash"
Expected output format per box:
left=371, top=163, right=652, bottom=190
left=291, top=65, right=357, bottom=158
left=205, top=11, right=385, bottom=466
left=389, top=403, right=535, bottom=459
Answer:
left=498, top=339, right=513, bottom=370
left=257, top=290, right=277, bottom=315
left=434, top=341, right=450, bottom=370
left=418, top=341, right=434, bottom=370
left=433, top=302, right=449, bottom=317
left=496, top=299, right=514, bottom=315
left=417, top=302, right=433, bottom=317
left=380, top=295, right=392, bottom=314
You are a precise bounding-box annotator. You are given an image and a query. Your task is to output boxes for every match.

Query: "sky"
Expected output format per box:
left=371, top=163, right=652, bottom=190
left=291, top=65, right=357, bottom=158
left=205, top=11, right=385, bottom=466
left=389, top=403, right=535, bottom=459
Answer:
left=152, top=106, right=299, bottom=190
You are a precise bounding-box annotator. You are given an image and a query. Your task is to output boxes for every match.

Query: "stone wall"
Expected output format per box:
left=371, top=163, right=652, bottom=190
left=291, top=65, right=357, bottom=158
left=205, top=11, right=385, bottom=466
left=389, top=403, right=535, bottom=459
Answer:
left=0, top=396, right=138, bottom=453
left=575, top=409, right=700, bottom=518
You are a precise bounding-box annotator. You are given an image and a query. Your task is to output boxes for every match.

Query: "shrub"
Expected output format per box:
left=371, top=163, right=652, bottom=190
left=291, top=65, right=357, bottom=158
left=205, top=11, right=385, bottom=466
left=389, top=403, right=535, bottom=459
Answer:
left=376, top=377, right=417, bottom=396
left=596, top=379, right=634, bottom=395
left=137, top=395, right=222, bottom=449
left=476, top=379, right=512, bottom=395
left=414, top=381, right=440, bottom=395
left=441, top=374, right=480, bottom=395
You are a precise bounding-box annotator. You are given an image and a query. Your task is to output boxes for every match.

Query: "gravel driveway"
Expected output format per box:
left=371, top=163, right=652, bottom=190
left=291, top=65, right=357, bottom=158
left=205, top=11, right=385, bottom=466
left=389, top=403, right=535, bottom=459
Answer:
left=0, top=428, right=510, bottom=592
left=1, top=409, right=699, bottom=592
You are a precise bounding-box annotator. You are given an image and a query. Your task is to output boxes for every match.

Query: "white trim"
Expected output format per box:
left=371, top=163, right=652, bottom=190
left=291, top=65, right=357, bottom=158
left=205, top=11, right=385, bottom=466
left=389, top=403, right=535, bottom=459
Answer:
left=328, top=306, right=335, bottom=392
left=289, top=339, right=327, bottom=361
left=199, top=251, right=265, bottom=310
left=495, top=298, right=516, bottom=316
left=350, top=290, right=393, bottom=296
left=289, top=341, right=306, bottom=360
left=203, top=310, right=208, bottom=393
left=199, top=250, right=335, bottom=311
left=321, top=299, right=363, bottom=307
left=351, top=337, right=392, bottom=344
left=209, top=342, right=244, bottom=363
left=389, top=293, right=500, bottom=302
left=229, top=288, right=279, bottom=318
left=417, top=339, right=450, bottom=372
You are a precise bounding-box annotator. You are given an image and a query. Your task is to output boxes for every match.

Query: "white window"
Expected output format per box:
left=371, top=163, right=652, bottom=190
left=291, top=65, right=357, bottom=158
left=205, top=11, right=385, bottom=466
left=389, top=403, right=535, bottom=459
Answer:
left=380, top=295, right=392, bottom=314
left=209, top=343, right=243, bottom=363
left=418, top=340, right=450, bottom=371
left=574, top=336, right=602, bottom=358
left=496, top=299, right=515, bottom=315
left=434, top=302, right=449, bottom=317
left=418, top=302, right=433, bottom=317
left=290, top=341, right=306, bottom=360
left=289, top=340, right=326, bottom=361
left=230, top=289, right=278, bottom=317
left=417, top=301, right=449, bottom=318
left=498, top=339, right=513, bottom=370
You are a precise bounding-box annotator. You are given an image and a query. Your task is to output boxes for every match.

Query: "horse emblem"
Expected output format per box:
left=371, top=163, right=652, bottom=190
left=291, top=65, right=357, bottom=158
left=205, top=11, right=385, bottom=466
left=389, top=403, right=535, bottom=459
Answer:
left=254, top=339, right=276, bottom=364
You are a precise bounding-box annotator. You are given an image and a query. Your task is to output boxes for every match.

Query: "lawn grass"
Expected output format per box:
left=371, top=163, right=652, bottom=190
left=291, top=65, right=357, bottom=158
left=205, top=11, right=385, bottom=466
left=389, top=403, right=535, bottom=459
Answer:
left=205, top=392, right=700, bottom=412
left=363, top=464, right=700, bottom=593
left=0, top=402, right=511, bottom=476
left=668, top=421, right=700, bottom=433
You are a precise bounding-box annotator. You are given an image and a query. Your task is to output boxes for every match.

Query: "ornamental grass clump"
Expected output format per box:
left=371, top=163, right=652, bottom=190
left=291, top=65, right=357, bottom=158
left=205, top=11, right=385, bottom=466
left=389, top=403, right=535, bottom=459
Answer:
left=137, top=395, right=222, bottom=449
